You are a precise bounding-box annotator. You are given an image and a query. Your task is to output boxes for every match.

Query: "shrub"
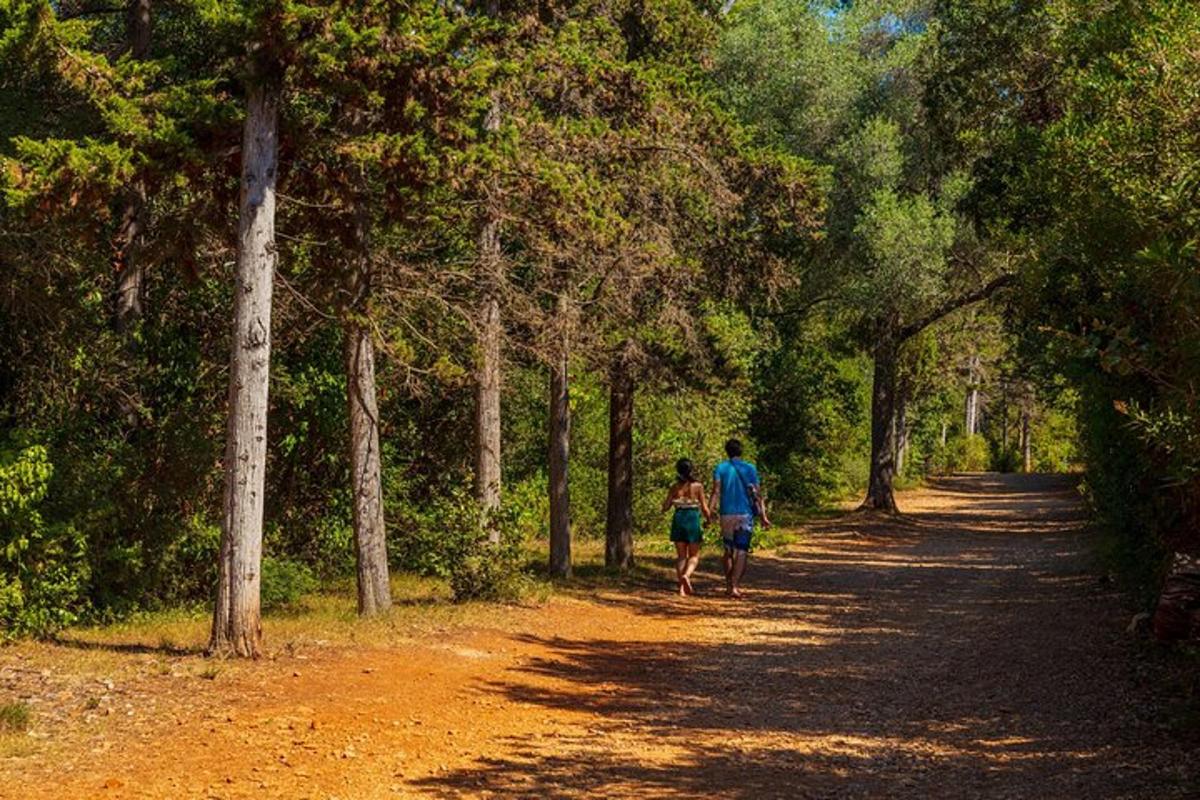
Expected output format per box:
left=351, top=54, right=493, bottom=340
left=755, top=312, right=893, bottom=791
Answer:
left=990, top=446, right=1022, bottom=474
left=448, top=541, right=533, bottom=603
left=0, top=702, right=31, bottom=734
left=448, top=497, right=536, bottom=603
left=0, top=439, right=89, bottom=639
left=944, top=434, right=990, bottom=472
left=259, top=557, right=317, bottom=610
left=387, top=484, right=482, bottom=578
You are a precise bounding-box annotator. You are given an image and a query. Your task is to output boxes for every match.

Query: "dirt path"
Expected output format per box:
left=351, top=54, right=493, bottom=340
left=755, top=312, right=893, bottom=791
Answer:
left=3, top=473, right=1196, bottom=799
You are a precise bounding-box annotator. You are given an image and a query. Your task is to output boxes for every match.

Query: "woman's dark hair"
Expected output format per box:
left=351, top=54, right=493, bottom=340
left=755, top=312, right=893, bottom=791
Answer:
left=676, top=458, right=696, bottom=483
left=725, top=438, right=744, bottom=458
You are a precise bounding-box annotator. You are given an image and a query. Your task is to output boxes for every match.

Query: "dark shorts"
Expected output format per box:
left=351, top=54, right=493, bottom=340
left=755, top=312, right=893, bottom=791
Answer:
left=720, top=514, right=754, bottom=553
left=670, top=507, right=703, bottom=544
left=722, top=530, right=753, bottom=553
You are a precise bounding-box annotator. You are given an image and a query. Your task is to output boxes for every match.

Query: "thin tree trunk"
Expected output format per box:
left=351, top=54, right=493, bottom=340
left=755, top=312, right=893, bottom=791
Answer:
left=114, top=0, right=151, bottom=329
left=861, top=339, right=899, bottom=513
left=895, top=397, right=908, bottom=478
left=474, top=93, right=502, bottom=541
left=1000, top=386, right=1010, bottom=451
left=965, top=354, right=979, bottom=436
left=344, top=204, right=390, bottom=615
left=210, top=80, right=279, bottom=658
left=548, top=326, right=571, bottom=578
left=1021, top=410, right=1032, bottom=473
left=605, top=344, right=635, bottom=570
left=940, top=420, right=948, bottom=447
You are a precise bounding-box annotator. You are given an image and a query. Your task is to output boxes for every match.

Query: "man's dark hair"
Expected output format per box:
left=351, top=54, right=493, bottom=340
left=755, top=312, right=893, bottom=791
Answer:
left=725, top=438, right=743, bottom=458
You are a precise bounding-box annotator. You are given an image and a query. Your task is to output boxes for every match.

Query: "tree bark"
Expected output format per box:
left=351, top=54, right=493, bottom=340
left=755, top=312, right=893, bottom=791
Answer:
left=113, top=0, right=152, bottom=329
left=344, top=205, right=391, bottom=616
left=605, top=344, right=635, bottom=570
left=474, top=93, right=503, bottom=541
left=548, top=327, right=571, bottom=578
left=210, top=80, right=279, bottom=658
left=861, top=339, right=899, bottom=513
left=964, top=354, right=979, bottom=436
left=1021, top=409, right=1032, bottom=473
left=895, top=396, right=909, bottom=478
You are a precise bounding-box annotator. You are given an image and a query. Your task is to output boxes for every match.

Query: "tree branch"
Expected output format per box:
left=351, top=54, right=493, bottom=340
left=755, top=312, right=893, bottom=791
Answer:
left=57, top=3, right=128, bottom=21
left=897, top=272, right=1016, bottom=342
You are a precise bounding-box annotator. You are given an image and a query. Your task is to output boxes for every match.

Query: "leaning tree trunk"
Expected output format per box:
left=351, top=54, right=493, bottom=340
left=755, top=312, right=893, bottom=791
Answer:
left=210, top=81, right=279, bottom=658
left=548, top=326, right=571, bottom=578
left=605, top=345, right=635, bottom=570
left=861, top=339, right=899, bottom=513
left=474, top=93, right=503, bottom=542
left=343, top=209, right=390, bottom=616
left=114, top=0, right=152, bottom=329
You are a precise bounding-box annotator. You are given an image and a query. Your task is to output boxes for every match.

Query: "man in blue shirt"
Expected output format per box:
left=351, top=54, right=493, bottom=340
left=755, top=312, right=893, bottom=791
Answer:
left=709, top=438, right=771, bottom=598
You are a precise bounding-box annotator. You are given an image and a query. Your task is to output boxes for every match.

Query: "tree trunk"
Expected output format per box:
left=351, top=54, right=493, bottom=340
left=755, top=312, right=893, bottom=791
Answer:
left=1021, top=410, right=1032, bottom=473
left=474, top=93, right=503, bottom=541
left=861, top=340, right=899, bottom=513
left=895, top=397, right=908, bottom=478
left=548, top=328, right=571, bottom=578
left=343, top=205, right=390, bottom=615
left=210, top=81, right=279, bottom=658
left=114, top=0, right=152, bottom=329
left=964, top=354, right=979, bottom=436
left=345, top=322, right=390, bottom=614
left=940, top=420, right=948, bottom=447
left=1000, top=384, right=1010, bottom=452
left=605, top=344, right=635, bottom=570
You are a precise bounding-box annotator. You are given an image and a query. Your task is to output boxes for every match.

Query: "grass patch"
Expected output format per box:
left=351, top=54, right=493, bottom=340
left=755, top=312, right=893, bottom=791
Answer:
left=8, top=519, right=814, bottom=661
left=0, top=702, right=31, bottom=734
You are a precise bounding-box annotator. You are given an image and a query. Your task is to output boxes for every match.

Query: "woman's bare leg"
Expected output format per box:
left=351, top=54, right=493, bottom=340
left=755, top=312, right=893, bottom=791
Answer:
left=674, top=542, right=688, bottom=595
left=682, top=543, right=700, bottom=594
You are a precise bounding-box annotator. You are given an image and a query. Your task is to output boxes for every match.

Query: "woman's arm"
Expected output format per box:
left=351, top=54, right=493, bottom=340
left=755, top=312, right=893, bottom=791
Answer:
left=697, top=483, right=713, bottom=522
left=661, top=483, right=677, bottom=512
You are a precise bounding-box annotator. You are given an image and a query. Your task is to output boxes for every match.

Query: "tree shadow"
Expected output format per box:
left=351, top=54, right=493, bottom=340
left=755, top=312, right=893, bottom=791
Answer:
left=49, top=637, right=204, bottom=657
left=411, top=473, right=1193, bottom=798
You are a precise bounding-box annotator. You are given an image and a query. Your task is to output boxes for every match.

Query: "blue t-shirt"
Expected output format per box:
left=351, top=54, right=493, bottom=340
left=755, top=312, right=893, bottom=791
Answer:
left=714, top=459, right=759, bottom=516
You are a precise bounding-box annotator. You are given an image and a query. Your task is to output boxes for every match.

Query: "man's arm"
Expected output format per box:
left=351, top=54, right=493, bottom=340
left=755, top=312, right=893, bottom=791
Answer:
left=709, top=478, right=721, bottom=517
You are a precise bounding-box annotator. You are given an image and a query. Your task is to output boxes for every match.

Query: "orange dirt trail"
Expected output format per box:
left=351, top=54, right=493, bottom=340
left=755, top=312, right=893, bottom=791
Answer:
left=3, top=474, right=1196, bottom=799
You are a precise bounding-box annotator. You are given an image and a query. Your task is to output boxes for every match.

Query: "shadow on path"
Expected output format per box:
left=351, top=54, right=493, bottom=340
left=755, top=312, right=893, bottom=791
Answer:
left=416, top=473, right=1195, bottom=799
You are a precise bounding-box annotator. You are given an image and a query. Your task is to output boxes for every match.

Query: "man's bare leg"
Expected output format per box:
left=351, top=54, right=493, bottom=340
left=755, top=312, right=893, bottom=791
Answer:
left=729, top=549, right=748, bottom=598
left=723, top=548, right=734, bottom=595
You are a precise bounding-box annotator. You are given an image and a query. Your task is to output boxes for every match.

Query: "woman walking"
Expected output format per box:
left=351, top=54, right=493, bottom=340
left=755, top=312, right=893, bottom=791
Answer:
left=662, top=458, right=712, bottom=596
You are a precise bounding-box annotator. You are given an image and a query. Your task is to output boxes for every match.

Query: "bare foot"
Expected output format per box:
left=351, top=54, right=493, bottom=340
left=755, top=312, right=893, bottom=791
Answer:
left=677, top=578, right=687, bottom=597
left=730, top=588, right=744, bottom=599
left=681, top=575, right=694, bottom=596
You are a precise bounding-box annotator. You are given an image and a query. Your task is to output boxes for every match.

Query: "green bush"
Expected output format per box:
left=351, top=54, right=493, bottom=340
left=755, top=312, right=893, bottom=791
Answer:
left=752, top=330, right=871, bottom=508
left=386, top=483, right=482, bottom=578
left=0, top=439, right=89, bottom=639
left=259, top=557, right=317, bottom=610
left=448, top=503, right=535, bottom=603
left=0, top=702, right=31, bottom=734
left=942, top=434, right=990, bottom=472
left=990, top=446, right=1022, bottom=474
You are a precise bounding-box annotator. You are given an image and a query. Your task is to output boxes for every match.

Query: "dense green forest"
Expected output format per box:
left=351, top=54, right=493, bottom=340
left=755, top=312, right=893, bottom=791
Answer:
left=1, top=0, right=1196, bottom=654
